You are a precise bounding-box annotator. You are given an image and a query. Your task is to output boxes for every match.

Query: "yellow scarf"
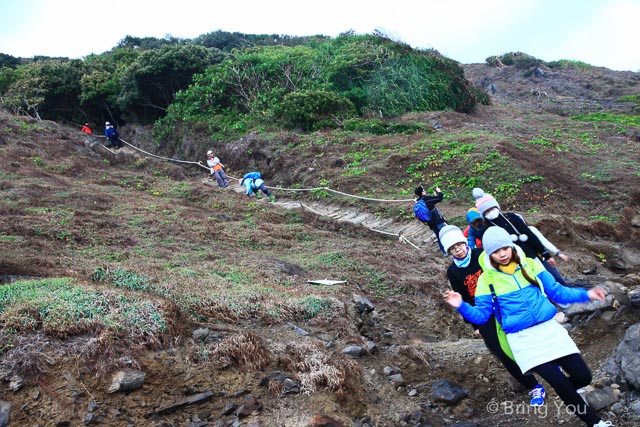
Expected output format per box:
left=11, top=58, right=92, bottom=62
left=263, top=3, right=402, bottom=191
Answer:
left=499, top=261, right=518, bottom=275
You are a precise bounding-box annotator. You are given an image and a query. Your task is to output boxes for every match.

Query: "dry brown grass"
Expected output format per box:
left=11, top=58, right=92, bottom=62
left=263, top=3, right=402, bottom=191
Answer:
left=186, top=331, right=271, bottom=371
left=275, top=341, right=364, bottom=399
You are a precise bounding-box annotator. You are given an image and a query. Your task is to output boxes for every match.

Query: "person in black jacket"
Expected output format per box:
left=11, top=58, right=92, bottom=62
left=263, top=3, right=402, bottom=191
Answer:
left=414, top=185, right=448, bottom=255
left=472, top=187, right=569, bottom=286
left=439, top=225, right=543, bottom=404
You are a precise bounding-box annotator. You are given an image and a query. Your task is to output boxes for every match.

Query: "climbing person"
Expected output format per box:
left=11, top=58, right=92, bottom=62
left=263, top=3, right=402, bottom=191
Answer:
left=444, top=226, right=610, bottom=427
left=104, top=122, right=122, bottom=149
left=462, top=207, right=484, bottom=249
left=439, top=225, right=544, bottom=405
left=472, top=187, right=568, bottom=286
left=81, top=123, right=93, bottom=134
left=205, top=150, right=229, bottom=188
left=240, top=171, right=275, bottom=202
left=413, top=185, right=448, bottom=255
left=462, top=207, right=567, bottom=264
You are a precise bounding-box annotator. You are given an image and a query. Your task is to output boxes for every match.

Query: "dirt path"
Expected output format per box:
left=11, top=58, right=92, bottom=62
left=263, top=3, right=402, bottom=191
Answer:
left=202, top=177, right=439, bottom=252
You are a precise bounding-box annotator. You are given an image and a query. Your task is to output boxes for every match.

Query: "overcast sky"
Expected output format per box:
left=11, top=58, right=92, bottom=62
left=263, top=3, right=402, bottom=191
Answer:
left=1, top=0, right=639, bottom=71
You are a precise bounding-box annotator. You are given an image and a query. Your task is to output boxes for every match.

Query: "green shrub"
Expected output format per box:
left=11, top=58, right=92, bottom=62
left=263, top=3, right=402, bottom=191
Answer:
left=343, top=118, right=427, bottom=134
left=546, top=59, right=591, bottom=70
left=275, top=90, right=356, bottom=131
left=493, top=52, right=542, bottom=70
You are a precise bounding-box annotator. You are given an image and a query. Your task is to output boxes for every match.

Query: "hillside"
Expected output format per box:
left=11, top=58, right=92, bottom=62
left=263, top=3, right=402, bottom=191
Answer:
left=0, top=59, right=640, bottom=427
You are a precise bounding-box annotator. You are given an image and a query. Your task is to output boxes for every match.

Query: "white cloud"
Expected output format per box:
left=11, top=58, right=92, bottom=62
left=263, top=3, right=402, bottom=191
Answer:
left=0, top=0, right=638, bottom=70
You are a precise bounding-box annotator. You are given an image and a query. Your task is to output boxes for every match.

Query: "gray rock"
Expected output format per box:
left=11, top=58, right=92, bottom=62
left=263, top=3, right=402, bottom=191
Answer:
left=564, top=294, right=614, bottom=317
left=584, top=386, right=618, bottom=411
left=383, top=366, right=400, bottom=376
left=108, top=370, right=145, bottom=393
left=630, top=399, right=640, bottom=415
left=192, top=327, right=210, bottom=341
left=342, top=345, right=364, bottom=358
left=149, top=391, right=214, bottom=417
left=365, top=340, right=378, bottom=354
left=286, top=322, right=309, bottom=336
left=388, top=374, right=404, bottom=386
left=432, top=379, right=469, bottom=405
left=352, top=294, right=375, bottom=313
left=615, top=323, right=640, bottom=389
left=0, top=401, right=10, bottom=427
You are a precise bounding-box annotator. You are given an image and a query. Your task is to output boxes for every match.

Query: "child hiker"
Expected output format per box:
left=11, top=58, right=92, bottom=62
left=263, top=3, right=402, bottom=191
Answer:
left=444, top=226, right=611, bottom=427
left=439, top=225, right=544, bottom=405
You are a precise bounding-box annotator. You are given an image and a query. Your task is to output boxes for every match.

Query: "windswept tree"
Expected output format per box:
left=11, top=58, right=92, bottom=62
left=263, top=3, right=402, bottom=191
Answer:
left=80, top=48, right=140, bottom=124
left=117, top=44, right=214, bottom=123
left=1, top=59, right=85, bottom=121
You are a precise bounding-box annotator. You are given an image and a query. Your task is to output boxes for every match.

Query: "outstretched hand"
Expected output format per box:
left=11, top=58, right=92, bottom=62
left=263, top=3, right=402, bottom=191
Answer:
left=587, top=287, right=607, bottom=302
left=444, top=290, right=462, bottom=308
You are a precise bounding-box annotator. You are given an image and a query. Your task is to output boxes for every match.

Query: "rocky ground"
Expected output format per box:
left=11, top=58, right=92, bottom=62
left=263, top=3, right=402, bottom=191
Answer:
left=0, top=60, right=639, bottom=427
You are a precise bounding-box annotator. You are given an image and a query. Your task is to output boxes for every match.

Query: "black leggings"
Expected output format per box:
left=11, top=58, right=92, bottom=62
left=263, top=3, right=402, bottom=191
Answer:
left=479, top=319, right=538, bottom=390
left=532, top=354, right=601, bottom=426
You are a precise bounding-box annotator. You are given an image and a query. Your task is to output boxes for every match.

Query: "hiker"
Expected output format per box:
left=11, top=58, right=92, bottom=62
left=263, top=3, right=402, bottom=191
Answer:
left=81, top=123, right=93, bottom=134
left=463, top=207, right=484, bottom=249
left=462, top=207, right=568, bottom=266
left=205, top=150, right=229, bottom=188
left=413, top=185, right=447, bottom=255
left=439, top=225, right=544, bottom=404
left=104, top=122, right=122, bottom=149
left=240, top=171, right=275, bottom=202
left=472, top=187, right=568, bottom=286
left=444, top=226, right=610, bottom=427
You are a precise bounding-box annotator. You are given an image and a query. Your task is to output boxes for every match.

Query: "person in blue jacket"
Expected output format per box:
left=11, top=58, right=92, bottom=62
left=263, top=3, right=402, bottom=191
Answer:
left=413, top=185, right=447, bottom=255
left=439, top=225, right=543, bottom=405
left=104, top=121, right=122, bottom=149
left=240, top=172, right=275, bottom=202
left=463, top=207, right=485, bottom=249
left=444, top=226, right=610, bottom=427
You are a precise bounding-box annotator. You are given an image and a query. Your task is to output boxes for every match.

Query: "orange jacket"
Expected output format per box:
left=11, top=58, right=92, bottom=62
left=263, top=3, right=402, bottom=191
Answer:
left=81, top=125, right=92, bottom=134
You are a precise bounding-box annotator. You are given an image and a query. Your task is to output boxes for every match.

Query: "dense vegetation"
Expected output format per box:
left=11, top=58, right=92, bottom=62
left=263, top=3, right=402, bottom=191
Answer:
left=0, top=31, right=487, bottom=144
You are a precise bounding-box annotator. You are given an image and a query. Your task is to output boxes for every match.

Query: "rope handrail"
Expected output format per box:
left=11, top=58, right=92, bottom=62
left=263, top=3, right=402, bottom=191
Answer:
left=98, top=135, right=425, bottom=251
left=109, top=136, right=416, bottom=203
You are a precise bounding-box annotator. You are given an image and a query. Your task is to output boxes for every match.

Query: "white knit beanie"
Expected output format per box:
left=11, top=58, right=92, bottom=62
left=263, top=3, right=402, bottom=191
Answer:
left=439, top=225, right=467, bottom=252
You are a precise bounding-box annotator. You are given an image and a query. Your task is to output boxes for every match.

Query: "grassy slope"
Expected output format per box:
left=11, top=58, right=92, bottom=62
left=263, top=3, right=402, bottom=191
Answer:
left=0, top=61, right=639, bottom=426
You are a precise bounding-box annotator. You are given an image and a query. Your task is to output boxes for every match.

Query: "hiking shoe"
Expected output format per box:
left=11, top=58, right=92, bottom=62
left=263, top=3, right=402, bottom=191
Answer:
left=529, top=384, right=545, bottom=406
left=269, top=195, right=276, bottom=202
left=592, top=421, right=613, bottom=427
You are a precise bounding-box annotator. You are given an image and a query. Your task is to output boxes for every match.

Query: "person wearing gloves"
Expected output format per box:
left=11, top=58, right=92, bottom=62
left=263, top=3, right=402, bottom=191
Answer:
left=240, top=171, right=275, bottom=202
left=413, top=185, right=448, bottom=255
left=472, top=187, right=568, bottom=286
left=439, top=225, right=544, bottom=404
left=444, top=226, right=610, bottom=427
left=205, top=150, right=229, bottom=188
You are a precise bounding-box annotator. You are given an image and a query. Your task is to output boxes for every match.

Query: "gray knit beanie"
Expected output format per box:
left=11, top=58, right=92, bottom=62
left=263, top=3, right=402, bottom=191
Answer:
left=482, top=226, right=515, bottom=256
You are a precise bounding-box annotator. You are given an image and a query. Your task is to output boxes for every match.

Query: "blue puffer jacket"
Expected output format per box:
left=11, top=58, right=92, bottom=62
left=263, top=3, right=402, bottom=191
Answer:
left=465, top=208, right=484, bottom=248
left=457, top=247, right=590, bottom=334
left=243, top=178, right=264, bottom=195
